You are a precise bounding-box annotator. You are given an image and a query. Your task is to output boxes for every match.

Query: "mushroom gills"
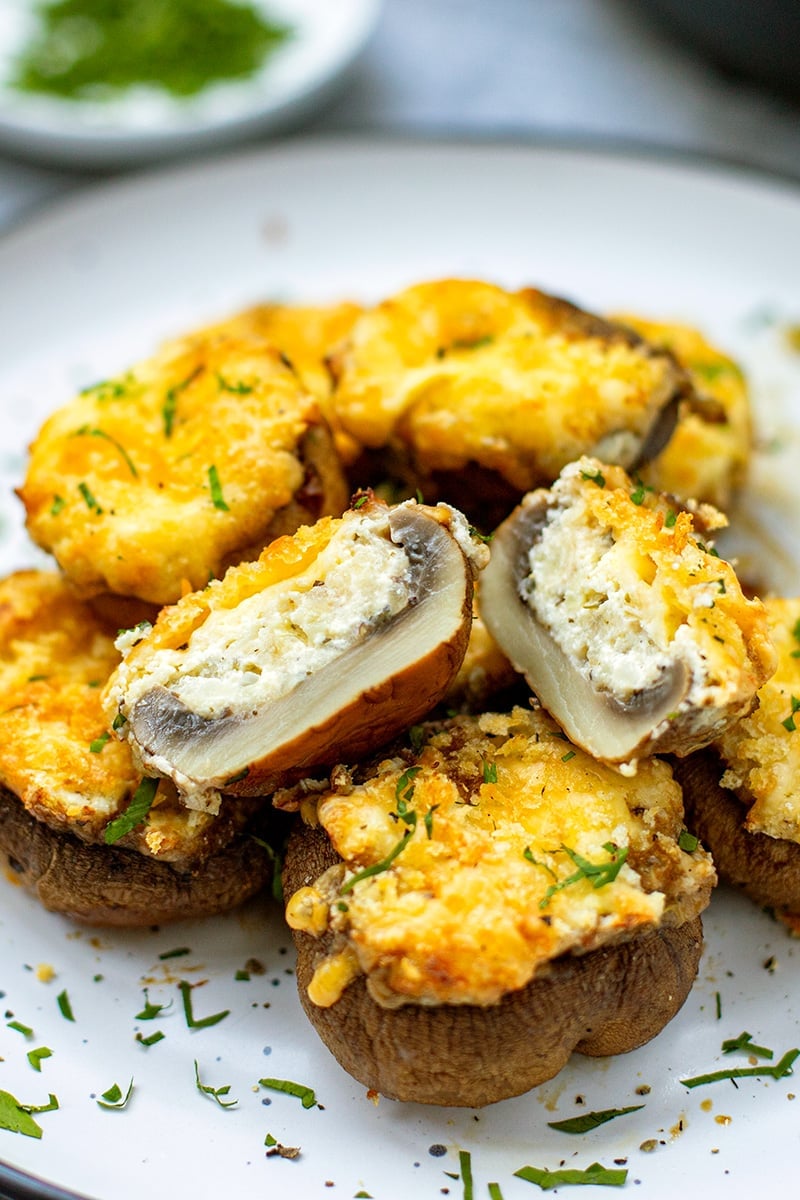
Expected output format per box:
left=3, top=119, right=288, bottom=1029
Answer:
left=128, top=504, right=472, bottom=791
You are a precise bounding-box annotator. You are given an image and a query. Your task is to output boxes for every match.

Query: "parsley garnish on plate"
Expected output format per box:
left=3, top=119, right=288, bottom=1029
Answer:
left=259, top=1077, right=317, bottom=1108
left=547, top=1105, right=644, bottom=1134
left=515, top=1161, right=628, bottom=1189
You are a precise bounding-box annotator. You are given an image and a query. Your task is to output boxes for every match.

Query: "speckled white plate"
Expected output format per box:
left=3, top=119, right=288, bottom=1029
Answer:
left=1, top=139, right=800, bottom=1200
left=0, top=0, right=381, bottom=167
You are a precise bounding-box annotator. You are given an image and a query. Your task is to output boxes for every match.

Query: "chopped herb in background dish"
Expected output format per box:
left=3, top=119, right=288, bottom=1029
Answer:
left=259, top=1077, right=317, bottom=1108
left=178, top=980, right=229, bottom=1030
left=11, top=0, right=293, bottom=101
left=488, top=1186, right=505, bottom=1200
left=0, top=1089, right=58, bottom=1139
left=135, top=1030, right=165, bottom=1048
left=97, top=1079, right=134, bottom=1110
left=6, top=1020, right=33, bottom=1038
left=135, top=989, right=171, bottom=1021
left=194, top=1060, right=237, bottom=1109
left=514, top=1161, right=628, bottom=1190
left=547, top=1105, right=644, bottom=1134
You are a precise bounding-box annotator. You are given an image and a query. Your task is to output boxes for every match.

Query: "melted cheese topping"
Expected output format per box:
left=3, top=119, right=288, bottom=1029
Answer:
left=0, top=571, right=250, bottom=862
left=287, top=707, right=715, bottom=1008
left=20, top=326, right=346, bottom=605
left=716, top=597, right=800, bottom=842
left=522, top=458, right=775, bottom=710
left=331, top=279, right=685, bottom=490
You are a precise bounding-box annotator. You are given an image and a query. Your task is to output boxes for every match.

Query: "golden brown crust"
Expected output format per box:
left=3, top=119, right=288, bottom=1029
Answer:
left=284, top=824, right=704, bottom=1106
left=0, top=784, right=274, bottom=926
left=20, top=327, right=349, bottom=606
left=330, top=279, right=691, bottom=498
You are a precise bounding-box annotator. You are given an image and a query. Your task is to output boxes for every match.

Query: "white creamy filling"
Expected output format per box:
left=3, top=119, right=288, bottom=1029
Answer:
left=521, top=499, right=674, bottom=699
left=129, top=510, right=414, bottom=720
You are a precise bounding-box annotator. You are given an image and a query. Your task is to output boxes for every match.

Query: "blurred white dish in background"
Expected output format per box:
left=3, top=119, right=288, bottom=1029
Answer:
left=0, top=0, right=382, bottom=167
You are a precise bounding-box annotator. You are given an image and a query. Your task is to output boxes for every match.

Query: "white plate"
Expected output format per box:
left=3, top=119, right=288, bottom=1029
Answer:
left=1, top=139, right=800, bottom=1200
left=0, top=0, right=381, bottom=167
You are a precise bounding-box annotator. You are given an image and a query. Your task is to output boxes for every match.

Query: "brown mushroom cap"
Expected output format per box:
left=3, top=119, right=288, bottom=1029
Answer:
left=111, top=500, right=484, bottom=803
left=0, top=784, right=275, bottom=926
left=284, top=824, right=704, bottom=1107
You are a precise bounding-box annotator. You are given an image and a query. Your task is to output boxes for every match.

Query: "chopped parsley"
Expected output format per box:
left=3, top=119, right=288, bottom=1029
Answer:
left=547, top=1105, right=644, bottom=1134
left=483, top=759, right=498, bottom=784
left=259, top=1077, right=317, bottom=1108
left=56, top=990, right=75, bottom=1022
left=163, top=366, right=203, bottom=436
left=678, top=829, right=699, bottom=853
left=135, top=989, right=171, bottom=1021
left=104, top=776, right=159, bottom=844
left=178, top=981, right=230, bottom=1030
left=680, top=1046, right=799, bottom=1089
left=78, top=481, right=102, bottom=513
left=580, top=468, right=605, bottom=488
left=514, top=1161, right=627, bottom=1189
left=665, top=508, right=678, bottom=528
left=194, top=1060, right=237, bottom=1108
left=0, top=1089, right=58, bottom=1139
left=340, top=829, right=414, bottom=894
left=89, top=731, right=111, bottom=753
left=782, top=696, right=800, bottom=733
left=135, top=1030, right=165, bottom=1048
left=791, top=617, right=800, bottom=658
left=208, top=464, right=230, bottom=511
left=423, top=804, right=439, bottom=840
left=50, top=494, right=66, bottom=516
left=7, top=1020, right=33, bottom=1038
left=74, top=425, right=137, bottom=477
left=721, top=1031, right=773, bottom=1059
left=26, top=1047, right=52, bottom=1073
left=539, top=843, right=628, bottom=909
left=217, top=373, right=254, bottom=395
left=488, top=1186, right=505, bottom=1200
left=560, top=750, right=576, bottom=763
left=97, top=1079, right=134, bottom=1110
left=630, top=479, right=651, bottom=505
left=459, top=1149, right=474, bottom=1200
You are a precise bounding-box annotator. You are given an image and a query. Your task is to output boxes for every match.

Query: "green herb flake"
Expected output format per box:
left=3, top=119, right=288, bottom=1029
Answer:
left=135, top=989, right=171, bottom=1021
left=514, top=1161, right=628, bottom=1190
left=423, top=804, right=439, bottom=840
left=259, top=1077, right=317, bottom=1108
left=194, top=1060, right=237, bottom=1109
left=678, top=829, right=699, bottom=853
left=715, top=991, right=723, bottom=1020
left=782, top=696, right=800, bottom=733
left=630, top=482, right=647, bottom=505
left=561, top=750, right=576, bottom=763
left=547, top=1105, right=644, bottom=1134
left=352, top=493, right=369, bottom=509
left=78, top=481, right=102, bottom=513
left=89, top=731, right=111, bottom=753
left=539, top=843, right=628, bottom=910
left=680, top=1046, right=799, bottom=1089
left=483, top=759, right=498, bottom=784
left=135, top=1030, right=165, bottom=1048
left=340, top=829, right=414, bottom=895
left=721, top=1031, right=774, bottom=1060
left=488, top=1186, right=505, bottom=1200
left=665, top=509, right=677, bottom=528
left=0, top=1089, right=51, bottom=1139
left=409, top=724, right=425, bottom=752
left=74, top=425, right=137, bottom=477
left=468, top=524, right=494, bottom=544
left=104, top=776, right=159, bottom=844
left=459, top=1149, right=474, bottom=1200
left=580, top=468, right=605, bottom=488
left=208, top=464, right=230, bottom=511
left=265, top=1132, right=278, bottom=1147
left=56, top=990, right=74, bottom=1022
left=7, top=1020, right=33, bottom=1038
left=178, top=980, right=230, bottom=1031
left=159, top=946, right=191, bottom=960
left=217, top=373, right=254, bottom=395
left=50, top=494, right=66, bottom=516
left=112, top=712, right=127, bottom=730
left=97, top=1079, right=134, bottom=1110
left=27, top=1047, right=52, bottom=1073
